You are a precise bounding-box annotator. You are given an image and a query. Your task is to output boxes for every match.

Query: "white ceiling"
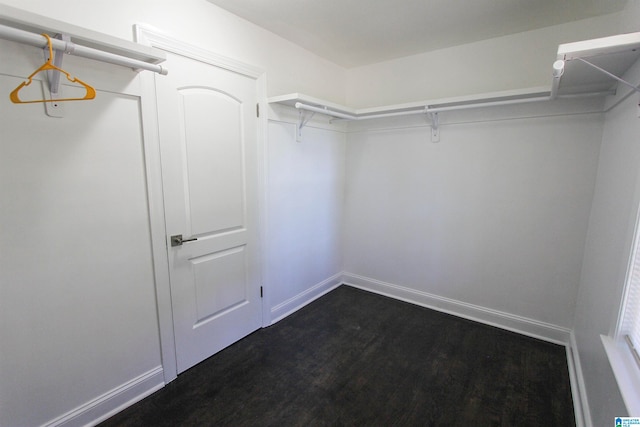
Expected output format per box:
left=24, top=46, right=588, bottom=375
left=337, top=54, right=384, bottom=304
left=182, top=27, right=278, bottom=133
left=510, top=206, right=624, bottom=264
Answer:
left=207, top=0, right=627, bottom=68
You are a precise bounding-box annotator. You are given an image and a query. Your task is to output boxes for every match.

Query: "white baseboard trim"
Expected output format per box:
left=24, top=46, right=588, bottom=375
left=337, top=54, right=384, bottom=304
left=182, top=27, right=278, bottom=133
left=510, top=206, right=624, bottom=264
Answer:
left=41, top=366, right=165, bottom=427
left=568, top=333, right=593, bottom=427
left=270, top=273, right=343, bottom=324
left=342, top=273, right=572, bottom=345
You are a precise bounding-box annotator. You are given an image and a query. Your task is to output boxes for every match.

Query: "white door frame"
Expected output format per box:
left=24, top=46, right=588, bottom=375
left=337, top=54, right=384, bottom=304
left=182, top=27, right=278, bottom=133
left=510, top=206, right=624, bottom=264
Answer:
left=135, top=25, right=269, bottom=383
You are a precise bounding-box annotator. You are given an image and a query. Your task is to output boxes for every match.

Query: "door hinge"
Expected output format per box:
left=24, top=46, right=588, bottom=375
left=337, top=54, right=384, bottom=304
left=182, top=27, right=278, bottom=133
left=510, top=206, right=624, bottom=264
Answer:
left=260, top=286, right=263, bottom=298
left=256, top=103, right=260, bottom=118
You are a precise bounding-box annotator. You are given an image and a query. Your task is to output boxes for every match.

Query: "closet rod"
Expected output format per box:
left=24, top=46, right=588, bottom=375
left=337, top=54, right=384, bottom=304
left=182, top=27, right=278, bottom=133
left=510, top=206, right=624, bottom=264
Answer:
left=295, top=95, right=553, bottom=121
left=293, top=102, right=431, bottom=121
left=424, top=62, right=564, bottom=114
left=294, top=102, right=357, bottom=120
left=425, top=94, right=551, bottom=113
left=295, top=60, right=566, bottom=121
left=0, top=24, right=168, bottom=75
left=354, top=109, right=428, bottom=121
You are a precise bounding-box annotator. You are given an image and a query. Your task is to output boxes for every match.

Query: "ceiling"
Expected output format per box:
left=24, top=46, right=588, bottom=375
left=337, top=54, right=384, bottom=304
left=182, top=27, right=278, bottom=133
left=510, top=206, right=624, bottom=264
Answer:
left=207, top=0, right=627, bottom=68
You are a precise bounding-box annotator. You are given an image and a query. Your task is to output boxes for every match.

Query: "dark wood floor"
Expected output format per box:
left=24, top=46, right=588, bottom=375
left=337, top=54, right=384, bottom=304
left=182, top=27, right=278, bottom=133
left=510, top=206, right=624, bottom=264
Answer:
left=100, top=285, right=575, bottom=426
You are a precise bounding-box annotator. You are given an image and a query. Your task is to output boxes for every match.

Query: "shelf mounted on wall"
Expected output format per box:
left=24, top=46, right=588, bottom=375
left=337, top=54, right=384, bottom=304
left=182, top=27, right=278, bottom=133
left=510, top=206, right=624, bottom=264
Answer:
left=271, top=31, right=640, bottom=142
left=0, top=4, right=168, bottom=117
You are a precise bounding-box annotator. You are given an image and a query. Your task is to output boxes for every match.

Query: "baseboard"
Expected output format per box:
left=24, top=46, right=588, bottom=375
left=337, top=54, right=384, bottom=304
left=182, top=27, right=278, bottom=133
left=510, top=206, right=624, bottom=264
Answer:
left=41, top=366, right=164, bottom=427
left=342, top=272, right=572, bottom=345
left=270, top=273, right=343, bottom=324
left=567, top=332, right=593, bottom=427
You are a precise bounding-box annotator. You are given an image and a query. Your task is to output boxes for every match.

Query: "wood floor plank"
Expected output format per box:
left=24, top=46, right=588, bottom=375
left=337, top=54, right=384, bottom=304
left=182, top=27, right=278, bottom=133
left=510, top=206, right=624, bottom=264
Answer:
left=100, top=285, right=575, bottom=426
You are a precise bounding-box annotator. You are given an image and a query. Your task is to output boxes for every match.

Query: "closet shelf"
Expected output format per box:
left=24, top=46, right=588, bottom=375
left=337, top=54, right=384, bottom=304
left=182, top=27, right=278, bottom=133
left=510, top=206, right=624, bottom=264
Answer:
left=268, top=87, right=555, bottom=119
left=557, top=32, right=640, bottom=95
left=269, top=31, right=640, bottom=140
left=268, top=93, right=357, bottom=115
left=0, top=4, right=167, bottom=73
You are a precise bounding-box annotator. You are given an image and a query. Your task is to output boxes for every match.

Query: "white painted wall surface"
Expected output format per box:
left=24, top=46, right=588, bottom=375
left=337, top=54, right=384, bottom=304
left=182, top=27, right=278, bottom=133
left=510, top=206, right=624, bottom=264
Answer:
left=0, top=41, right=163, bottom=426
left=345, top=12, right=626, bottom=108
left=343, top=109, right=603, bottom=329
left=266, top=108, right=346, bottom=320
left=573, top=58, right=640, bottom=425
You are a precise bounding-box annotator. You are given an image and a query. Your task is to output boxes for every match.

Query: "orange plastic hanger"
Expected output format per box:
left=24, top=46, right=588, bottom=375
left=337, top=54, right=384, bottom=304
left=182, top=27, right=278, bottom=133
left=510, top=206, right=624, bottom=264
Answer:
left=10, top=34, right=96, bottom=104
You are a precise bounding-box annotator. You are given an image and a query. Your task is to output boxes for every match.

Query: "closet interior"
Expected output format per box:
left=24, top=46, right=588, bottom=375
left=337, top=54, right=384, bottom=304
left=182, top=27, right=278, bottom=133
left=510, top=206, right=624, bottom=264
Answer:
left=1, top=2, right=639, bottom=427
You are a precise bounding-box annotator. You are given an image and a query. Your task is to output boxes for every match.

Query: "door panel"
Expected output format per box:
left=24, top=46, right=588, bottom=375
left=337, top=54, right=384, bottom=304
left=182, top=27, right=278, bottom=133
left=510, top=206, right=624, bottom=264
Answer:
left=192, top=245, right=248, bottom=324
left=179, top=88, right=245, bottom=235
left=155, top=51, right=262, bottom=374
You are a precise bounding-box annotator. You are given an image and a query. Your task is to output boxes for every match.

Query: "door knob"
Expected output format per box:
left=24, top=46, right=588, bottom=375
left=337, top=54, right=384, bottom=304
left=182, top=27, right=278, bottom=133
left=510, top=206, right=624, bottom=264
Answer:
left=170, top=234, right=198, bottom=247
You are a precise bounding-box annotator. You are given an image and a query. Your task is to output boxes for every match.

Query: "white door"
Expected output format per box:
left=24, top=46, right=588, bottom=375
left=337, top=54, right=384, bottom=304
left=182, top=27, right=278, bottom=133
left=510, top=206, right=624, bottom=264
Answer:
left=155, top=51, right=262, bottom=374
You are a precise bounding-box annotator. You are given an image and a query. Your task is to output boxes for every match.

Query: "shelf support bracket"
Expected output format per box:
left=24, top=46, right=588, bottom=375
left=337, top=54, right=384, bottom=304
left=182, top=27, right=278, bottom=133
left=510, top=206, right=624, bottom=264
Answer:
left=297, top=109, right=315, bottom=142
left=43, top=33, right=74, bottom=118
left=428, top=111, right=440, bottom=142
left=576, top=58, right=640, bottom=95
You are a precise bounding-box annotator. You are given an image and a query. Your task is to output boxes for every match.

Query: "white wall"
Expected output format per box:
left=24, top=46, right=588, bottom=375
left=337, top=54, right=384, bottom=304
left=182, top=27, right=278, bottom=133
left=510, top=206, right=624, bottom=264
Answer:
left=570, top=3, right=640, bottom=425
left=265, top=108, right=346, bottom=319
left=345, top=12, right=625, bottom=108
left=573, top=58, right=640, bottom=425
left=0, top=41, right=164, bottom=426
left=342, top=105, right=603, bottom=332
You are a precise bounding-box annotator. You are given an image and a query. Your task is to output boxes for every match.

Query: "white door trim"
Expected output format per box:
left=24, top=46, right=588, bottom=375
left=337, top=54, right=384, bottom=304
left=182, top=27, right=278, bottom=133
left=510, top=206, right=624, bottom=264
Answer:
left=135, top=24, right=269, bottom=383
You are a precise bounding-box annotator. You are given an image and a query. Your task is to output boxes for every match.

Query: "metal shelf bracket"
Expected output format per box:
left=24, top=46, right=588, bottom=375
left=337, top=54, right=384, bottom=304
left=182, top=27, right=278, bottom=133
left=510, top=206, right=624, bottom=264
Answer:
left=576, top=57, right=640, bottom=95
left=43, top=33, right=72, bottom=118
left=297, top=109, right=316, bottom=142
left=428, top=111, right=440, bottom=143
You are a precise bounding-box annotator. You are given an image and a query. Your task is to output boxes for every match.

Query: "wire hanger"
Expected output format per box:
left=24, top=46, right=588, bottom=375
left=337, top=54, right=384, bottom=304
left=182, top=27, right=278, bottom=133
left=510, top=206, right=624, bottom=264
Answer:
left=10, top=33, right=96, bottom=104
